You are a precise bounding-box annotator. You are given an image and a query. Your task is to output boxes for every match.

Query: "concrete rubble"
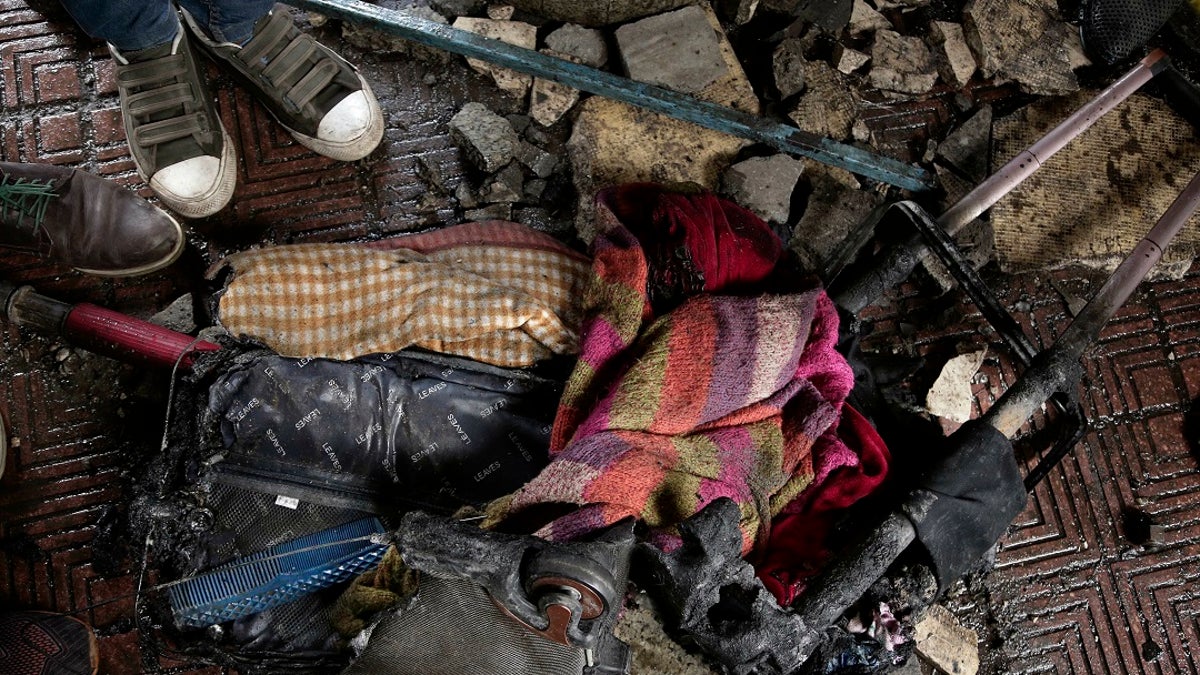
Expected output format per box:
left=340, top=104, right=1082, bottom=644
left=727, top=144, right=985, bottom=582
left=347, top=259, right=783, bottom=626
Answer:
left=848, top=0, right=892, bottom=37
left=545, top=23, right=609, bottom=68
left=773, top=38, right=808, bottom=99
left=717, top=0, right=760, bottom=25
left=721, top=154, right=806, bottom=225
left=615, top=6, right=728, bottom=96
left=835, top=45, right=871, bottom=75
left=925, top=349, right=987, bottom=427
left=452, top=16, right=539, bottom=99
left=963, top=0, right=1079, bottom=95
left=914, top=604, right=981, bottom=675
left=486, top=4, right=515, bottom=20
left=870, top=30, right=939, bottom=95
left=530, top=49, right=584, bottom=126
left=448, top=102, right=521, bottom=174
left=930, top=20, right=977, bottom=88
left=569, top=3, right=758, bottom=240
left=788, top=164, right=885, bottom=277
left=431, top=0, right=486, bottom=17
left=791, top=0, right=854, bottom=34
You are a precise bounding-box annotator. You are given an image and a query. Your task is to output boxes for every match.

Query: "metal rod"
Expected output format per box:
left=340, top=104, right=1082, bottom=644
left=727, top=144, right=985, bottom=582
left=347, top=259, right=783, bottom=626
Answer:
left=291, top=0, right=934, bottom=192
left=831, top=50, right=1168, bottom=314
left=984, top=169, right=1200, bottom=437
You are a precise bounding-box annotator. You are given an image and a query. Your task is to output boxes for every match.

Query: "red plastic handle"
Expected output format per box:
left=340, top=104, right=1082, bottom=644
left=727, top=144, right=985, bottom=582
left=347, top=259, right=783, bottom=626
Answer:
left=63, top=303, right=221, bottom=370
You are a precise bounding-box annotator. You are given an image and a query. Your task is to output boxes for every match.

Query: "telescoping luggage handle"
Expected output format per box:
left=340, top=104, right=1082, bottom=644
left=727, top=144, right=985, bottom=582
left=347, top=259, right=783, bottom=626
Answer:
left=832, top=49, right=1172, bottom=314
left=791, top=166, right=1200, bottom=665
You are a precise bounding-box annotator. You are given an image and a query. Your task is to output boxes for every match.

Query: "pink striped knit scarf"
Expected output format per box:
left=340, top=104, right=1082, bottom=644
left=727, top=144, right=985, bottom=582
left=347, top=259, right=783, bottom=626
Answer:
left=486, top=185, right=860, bottom=559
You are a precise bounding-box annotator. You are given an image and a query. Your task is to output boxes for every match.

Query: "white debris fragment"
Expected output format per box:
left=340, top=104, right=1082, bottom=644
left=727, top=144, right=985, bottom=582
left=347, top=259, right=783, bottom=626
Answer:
left=925, top=349, right=987, bottom=423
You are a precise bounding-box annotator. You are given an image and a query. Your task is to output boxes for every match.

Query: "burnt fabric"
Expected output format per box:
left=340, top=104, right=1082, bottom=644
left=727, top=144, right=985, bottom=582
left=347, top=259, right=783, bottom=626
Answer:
left=486, top=184, right=878, bottom=565
left=205, top=348, right=560, bottom=513
left=911, top=421, right=1027, bottom=589
left=212, top=221, right=589, bottom=367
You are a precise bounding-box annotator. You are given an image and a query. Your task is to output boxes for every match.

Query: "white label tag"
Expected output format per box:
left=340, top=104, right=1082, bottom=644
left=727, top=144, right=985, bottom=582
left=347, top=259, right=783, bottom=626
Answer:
left=275, top=495, right=300, bottom=510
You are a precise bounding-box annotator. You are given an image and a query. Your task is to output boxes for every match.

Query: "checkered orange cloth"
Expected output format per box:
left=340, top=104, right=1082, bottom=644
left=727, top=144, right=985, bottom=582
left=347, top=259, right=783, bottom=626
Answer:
left=212, top=221, right=590, bottom=367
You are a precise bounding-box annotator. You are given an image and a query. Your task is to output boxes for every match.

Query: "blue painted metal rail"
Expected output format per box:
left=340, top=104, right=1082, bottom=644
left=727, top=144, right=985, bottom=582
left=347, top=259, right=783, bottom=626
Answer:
left=291, top=0, right=935, bottom=192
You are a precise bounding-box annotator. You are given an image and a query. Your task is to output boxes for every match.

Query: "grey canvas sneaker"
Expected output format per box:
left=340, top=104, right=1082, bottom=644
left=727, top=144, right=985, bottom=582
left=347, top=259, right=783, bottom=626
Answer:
left=111, top=26, right=237, bottom=219
left=181, top=7, right=383, bottom=162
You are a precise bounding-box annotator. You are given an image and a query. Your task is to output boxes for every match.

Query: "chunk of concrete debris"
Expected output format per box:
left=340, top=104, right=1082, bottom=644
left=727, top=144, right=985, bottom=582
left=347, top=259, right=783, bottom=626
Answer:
left=835, top=45, right=871, bottom=74
left=545, top=23, right=608, bottom=67
left=517, top=141, right=558, bottom=178
left=773, top=38, right=807, bottom=99
left=481, top=162, right=525, bottom=203
left=514, top=206, right=572, bottom=234
left=530, top=49, right=583, bottom=127
left=721, top=155, right=805, bottom=225
left=615, top=6, right=727, bottom=96
left=523, top=178, right=547, bottom=201
left=870, top=30, right=939, bottom=95
left=849, top=0, right=892, bottom=37
left=150, top=295, right=197, bottom=334
left=449, top=102, right=520, bottom=173
left=569, top=4, right=757, bottom=241
left=455, top=182, right=480, bottom=209
left=788, top=163, right=884, bottom=277
left=914, top=605, right=980, bottom=675
left=788, top=60, right=857, bottom=141
left=487, top=4, right=515, bottom=20
left=452, top=17, right=538, bottom=99
left=717, top=0, right=760, bottom=25
left=505, top=0, right=691, bottom=26
left=925, top=350, right=986, bottom=425
left=791, top=0, right=854, bottom=35
left=964, top=0, right=1079, bottom=95
left=930, top=21, right=977, bottom=88
left=935, top=105, right=992, bottom=182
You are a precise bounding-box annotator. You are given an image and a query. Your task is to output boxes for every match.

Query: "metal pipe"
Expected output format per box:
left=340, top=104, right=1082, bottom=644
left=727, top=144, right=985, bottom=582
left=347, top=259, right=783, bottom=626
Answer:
left=983, top=169, right=1200, bottom=437
left=832, top=51, right=1168, bottom=314
left=291, top=0, right=934, bottom=192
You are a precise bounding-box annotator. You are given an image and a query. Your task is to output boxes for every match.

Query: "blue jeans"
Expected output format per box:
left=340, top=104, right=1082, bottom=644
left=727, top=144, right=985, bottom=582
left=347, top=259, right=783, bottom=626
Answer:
left=59, top=0, right=277, bottom=51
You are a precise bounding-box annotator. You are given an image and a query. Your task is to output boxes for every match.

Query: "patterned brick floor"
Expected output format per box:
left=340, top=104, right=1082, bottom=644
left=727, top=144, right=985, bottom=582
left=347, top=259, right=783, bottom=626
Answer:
left=1, top=1, right=1198, bottom=674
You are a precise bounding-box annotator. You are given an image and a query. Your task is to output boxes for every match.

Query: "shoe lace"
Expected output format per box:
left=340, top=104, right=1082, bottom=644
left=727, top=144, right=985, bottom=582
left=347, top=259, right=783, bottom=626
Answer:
left=0, top=174, right=56, bottom=238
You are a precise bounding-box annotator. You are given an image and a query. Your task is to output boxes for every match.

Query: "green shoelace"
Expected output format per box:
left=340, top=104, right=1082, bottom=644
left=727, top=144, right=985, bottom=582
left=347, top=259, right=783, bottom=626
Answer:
left=0, top=175, right=57, bottom=232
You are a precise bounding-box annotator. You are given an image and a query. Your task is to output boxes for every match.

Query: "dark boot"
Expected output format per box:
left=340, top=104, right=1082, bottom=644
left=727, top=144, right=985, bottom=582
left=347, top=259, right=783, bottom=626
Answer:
left=0, top=162, right=185, bottom=277
left=0, top=611, right=98, bottom=675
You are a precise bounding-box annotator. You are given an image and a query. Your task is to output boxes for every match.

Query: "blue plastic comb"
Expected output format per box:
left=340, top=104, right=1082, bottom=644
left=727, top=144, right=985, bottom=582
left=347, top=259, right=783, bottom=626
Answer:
left=167, top=517, right=389, bottom=628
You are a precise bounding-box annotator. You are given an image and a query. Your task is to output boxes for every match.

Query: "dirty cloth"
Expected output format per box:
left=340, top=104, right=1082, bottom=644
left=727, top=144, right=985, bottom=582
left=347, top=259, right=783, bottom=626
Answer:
left=212, top=221, right=590, bottom=367
left=485, top=184, right=872, bottom=562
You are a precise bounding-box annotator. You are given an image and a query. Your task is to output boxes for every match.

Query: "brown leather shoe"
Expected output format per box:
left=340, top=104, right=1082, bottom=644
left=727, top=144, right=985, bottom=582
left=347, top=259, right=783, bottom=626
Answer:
left=0, top=163, right=185, bottom=277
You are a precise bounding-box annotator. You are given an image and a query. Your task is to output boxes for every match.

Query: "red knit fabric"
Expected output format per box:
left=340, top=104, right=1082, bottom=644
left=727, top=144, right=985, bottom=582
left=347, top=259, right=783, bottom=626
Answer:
left=758, top=404, right=891, bottom=605
left=599, top=183, right=782, bottom=304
